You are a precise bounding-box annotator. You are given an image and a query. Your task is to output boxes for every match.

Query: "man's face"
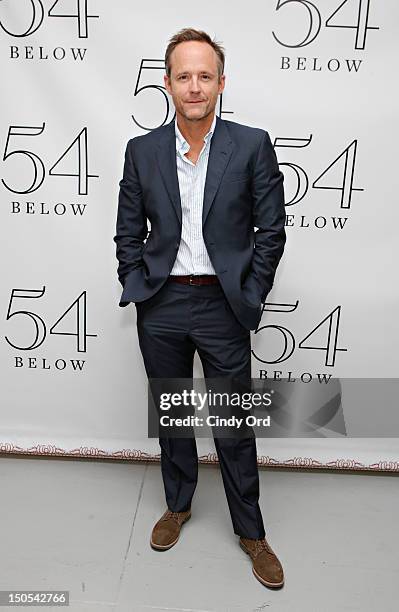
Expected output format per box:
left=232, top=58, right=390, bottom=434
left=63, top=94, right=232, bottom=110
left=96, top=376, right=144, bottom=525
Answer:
left=164, top=41, right=225, bottom=123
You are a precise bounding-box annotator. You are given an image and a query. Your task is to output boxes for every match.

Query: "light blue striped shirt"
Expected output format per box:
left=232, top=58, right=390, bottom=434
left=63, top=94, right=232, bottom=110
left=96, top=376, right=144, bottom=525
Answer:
left=170, top=113, right=217, bottom=275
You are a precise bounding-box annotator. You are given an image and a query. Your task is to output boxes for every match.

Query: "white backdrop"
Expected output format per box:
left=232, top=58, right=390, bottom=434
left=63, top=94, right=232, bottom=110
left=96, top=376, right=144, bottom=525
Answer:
left=1, top=0, right=398, bottom=471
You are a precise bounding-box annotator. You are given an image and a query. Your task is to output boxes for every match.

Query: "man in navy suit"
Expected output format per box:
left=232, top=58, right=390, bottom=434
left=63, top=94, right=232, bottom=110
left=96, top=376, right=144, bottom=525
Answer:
left=114, top=28, right=286, bottom=589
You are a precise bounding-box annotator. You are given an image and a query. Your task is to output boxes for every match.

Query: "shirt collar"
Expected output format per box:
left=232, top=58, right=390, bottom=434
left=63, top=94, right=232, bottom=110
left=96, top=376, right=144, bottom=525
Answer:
left=175, top=113, right=217, bottom=152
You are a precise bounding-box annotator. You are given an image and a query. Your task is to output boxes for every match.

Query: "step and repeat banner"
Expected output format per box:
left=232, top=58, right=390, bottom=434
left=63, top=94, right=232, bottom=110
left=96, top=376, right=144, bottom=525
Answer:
left=1, top=1, right=398, bottom=471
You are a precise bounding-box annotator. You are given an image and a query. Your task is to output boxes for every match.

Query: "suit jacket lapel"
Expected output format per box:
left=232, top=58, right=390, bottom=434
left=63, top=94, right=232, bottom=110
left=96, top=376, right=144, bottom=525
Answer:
left=155, top=121, right=181, bottom=224
left=155, top=114, right=234, bottom=228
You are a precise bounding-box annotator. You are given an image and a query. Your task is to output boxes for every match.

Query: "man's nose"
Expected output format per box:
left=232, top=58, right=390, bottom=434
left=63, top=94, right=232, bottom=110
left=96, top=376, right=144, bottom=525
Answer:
left=189, top=77, right=201, bottom=91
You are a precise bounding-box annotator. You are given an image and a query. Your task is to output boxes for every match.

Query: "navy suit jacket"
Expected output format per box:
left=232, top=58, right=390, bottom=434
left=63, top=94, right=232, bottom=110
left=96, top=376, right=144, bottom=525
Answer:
left=113, top=115, right=286, bottom=330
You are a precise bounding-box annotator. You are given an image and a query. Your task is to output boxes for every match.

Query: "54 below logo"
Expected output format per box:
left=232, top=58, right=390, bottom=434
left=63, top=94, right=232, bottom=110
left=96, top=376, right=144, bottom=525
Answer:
left=272, top=0, right=379, bottom=72
left=276, top=135, right=363, bottom=231
left=1, top=0, right=98, bottom=61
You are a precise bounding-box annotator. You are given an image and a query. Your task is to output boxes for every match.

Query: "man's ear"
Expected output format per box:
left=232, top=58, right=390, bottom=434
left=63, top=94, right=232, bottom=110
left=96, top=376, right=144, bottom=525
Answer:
left=164, top=74, right=171, bottom=93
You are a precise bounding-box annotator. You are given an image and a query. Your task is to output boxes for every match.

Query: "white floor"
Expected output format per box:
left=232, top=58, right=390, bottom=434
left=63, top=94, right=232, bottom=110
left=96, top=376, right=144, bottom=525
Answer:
left=0, top=455, right=397, bottom=612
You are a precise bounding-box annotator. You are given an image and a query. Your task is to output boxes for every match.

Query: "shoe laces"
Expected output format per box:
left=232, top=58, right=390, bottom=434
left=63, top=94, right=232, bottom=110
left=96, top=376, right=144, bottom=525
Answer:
left=253, top=538, right=274, bottom=558
left=162, top=510, right=182, bottom=523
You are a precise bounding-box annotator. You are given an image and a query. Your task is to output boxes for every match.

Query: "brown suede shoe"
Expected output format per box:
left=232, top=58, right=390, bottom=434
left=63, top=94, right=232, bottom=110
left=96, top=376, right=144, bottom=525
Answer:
left=239, top=536, right=284, bottom=588
left=150, top=509, right=191, bottom=550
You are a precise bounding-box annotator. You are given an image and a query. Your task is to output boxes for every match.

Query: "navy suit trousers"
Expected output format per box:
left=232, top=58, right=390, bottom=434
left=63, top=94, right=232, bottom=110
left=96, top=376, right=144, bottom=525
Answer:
left=135, top=277, right=266, bottom=539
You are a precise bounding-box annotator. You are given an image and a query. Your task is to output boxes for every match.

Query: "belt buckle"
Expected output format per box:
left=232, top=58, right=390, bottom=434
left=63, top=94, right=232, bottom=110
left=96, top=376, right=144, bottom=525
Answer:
left=189, top=275, right=194, bottom=285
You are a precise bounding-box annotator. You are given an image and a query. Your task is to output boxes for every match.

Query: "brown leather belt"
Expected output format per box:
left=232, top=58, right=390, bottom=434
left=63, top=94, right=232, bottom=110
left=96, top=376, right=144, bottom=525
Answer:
left=169, top=274, right=220, bottom=286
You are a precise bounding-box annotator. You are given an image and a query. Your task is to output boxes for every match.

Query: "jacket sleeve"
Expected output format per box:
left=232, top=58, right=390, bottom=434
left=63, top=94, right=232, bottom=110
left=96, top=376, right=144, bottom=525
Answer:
left=113, top=138, right=148, bottom=287
left=243, top=130, right=286, bottom=303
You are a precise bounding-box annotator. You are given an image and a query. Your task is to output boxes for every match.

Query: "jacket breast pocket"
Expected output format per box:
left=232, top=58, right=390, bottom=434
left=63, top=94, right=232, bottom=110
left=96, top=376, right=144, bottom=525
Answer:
left=223, top=171, right=251, bottom=184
